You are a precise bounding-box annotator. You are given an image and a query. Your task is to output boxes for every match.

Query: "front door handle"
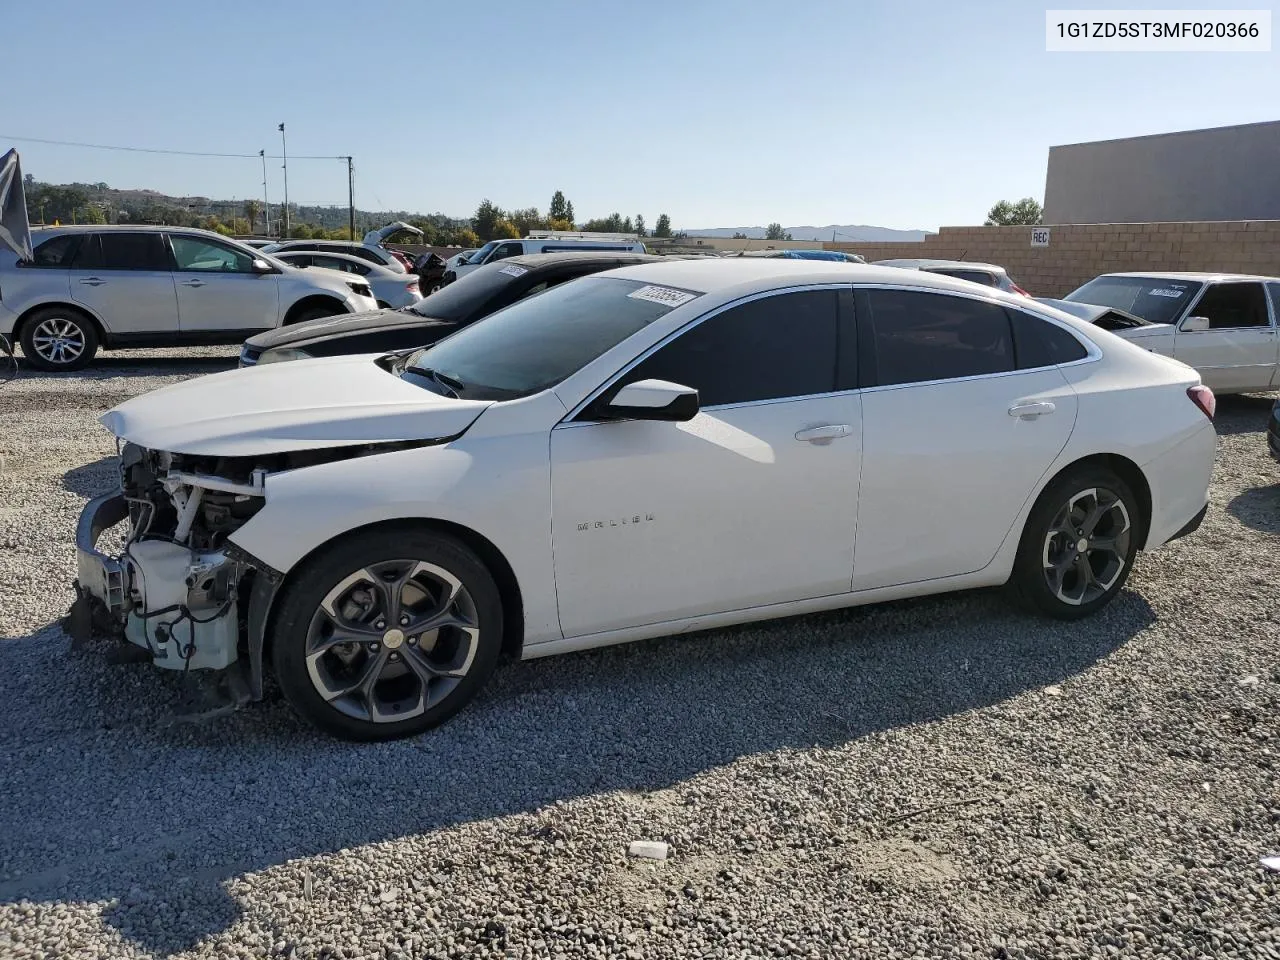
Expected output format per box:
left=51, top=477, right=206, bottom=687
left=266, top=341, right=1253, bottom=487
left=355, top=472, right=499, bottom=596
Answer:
left=795, top=424, right=852, bottom=444
left=179, top=279, right=207, bottom=288
left=78, top=277, right=105, bottom=286
left=1009, top=401, right=1056, bottom=420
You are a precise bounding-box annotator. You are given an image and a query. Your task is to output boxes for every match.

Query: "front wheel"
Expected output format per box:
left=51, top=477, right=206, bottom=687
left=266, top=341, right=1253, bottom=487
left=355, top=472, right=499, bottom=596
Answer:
left=271, top=529, right=503, bottom=741
left=1009, top=466, right=1141, bottom=620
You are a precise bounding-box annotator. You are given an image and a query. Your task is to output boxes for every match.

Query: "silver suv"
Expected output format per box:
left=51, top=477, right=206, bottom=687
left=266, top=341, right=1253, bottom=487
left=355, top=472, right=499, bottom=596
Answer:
left=0, top=226, right=378, bottom=371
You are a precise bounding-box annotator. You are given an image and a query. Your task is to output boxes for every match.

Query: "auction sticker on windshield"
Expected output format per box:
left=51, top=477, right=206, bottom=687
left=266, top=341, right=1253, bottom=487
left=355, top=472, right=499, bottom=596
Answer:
left=498, top=264, right=528, bottom=277
left=627, top=285, right=697, bottom=308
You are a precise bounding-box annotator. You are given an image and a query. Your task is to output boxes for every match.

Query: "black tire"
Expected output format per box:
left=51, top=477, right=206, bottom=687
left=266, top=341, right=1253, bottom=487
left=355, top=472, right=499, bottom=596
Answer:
left=271, top=528, right=503, bottom=741
left=287, top=302, right=345, bottom=325
left=1008, top=465, right=1142, bottom=620
left=19, top=307, right=99, bottom=371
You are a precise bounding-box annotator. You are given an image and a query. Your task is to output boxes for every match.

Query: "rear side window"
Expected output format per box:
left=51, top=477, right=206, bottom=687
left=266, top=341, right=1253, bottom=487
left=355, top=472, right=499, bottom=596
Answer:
left=29, top=234, right=80, bottom=266
left=624, top=289, right=839, bottom=406
left=1009, top=310, right=1089, bottom=367
left=78, top=233, right=170, bottom=271
left=866, top=289, right=1014, bottom=386
left=927, top=268, right=997, bottom=287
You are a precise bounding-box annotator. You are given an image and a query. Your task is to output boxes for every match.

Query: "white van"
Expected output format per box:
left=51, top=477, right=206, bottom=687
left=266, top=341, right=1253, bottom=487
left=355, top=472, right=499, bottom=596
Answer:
left=446, top=236, right=647, bottom=283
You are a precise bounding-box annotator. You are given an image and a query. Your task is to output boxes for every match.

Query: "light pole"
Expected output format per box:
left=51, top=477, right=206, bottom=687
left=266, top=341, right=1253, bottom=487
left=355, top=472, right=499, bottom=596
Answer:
left=278, top=123, right=289, bottom=237
left=346, top=156, right=355, bottom=241
left=259, top=149, right=270, bottom=237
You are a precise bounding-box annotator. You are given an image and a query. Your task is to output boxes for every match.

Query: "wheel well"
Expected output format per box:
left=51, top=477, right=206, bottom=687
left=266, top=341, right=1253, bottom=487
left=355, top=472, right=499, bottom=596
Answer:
left=282, top=295, right=348, bottom=325
left=1041, top=453, right=1153, bottom=550
left=261, top=518, right=526, bottom=663
left=14, top=302, right=104, bottom=344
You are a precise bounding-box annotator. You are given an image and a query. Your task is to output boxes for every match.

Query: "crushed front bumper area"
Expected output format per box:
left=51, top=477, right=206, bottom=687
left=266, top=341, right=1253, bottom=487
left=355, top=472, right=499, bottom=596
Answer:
left=70, top=492, right=250, bottom=674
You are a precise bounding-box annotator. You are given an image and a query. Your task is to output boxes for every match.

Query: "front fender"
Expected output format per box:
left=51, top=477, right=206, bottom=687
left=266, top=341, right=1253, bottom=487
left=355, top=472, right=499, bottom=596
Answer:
left=226, top=434, right=561, bottom=646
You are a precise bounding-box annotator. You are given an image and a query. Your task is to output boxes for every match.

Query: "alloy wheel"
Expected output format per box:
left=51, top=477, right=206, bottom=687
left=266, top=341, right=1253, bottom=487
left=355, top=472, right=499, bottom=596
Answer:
left=304, top=559, right=480, bottom=723
left=1041, top=487, right=1132, bottom=606
left=31, top=317, right=86, bottom=365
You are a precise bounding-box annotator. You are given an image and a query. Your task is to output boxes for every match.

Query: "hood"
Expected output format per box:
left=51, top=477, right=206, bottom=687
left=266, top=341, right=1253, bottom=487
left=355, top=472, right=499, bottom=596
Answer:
left=1036, top=297, right=1152, bottom=330
left=363, top=221, right=424, bottom=245
left=244, top=306, right=406, bottom=349
left=100, top=353, right=492, bottom=456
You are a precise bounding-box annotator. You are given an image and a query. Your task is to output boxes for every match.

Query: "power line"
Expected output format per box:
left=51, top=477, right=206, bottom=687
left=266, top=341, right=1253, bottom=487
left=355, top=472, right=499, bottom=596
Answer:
left=1, top=133, right=346, bottom=161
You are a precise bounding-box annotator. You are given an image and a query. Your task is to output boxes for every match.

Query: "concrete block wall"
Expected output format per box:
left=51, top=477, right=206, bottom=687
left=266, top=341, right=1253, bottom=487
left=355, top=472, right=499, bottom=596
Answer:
left=828, top=221, right=1280, bottom=298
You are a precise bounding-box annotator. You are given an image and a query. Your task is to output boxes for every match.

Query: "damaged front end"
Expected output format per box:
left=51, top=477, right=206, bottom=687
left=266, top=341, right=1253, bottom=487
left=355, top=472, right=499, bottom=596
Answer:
left=69, top=441, right=415, bottom=712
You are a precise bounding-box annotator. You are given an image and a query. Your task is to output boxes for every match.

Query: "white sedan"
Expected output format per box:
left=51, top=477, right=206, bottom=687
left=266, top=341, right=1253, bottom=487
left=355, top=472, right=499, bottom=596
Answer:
left=1044, top=272, right=1280, bottom=395
left=269, top=250, right=423, bottom=309
left=72, top=260, right=1218, bottom=740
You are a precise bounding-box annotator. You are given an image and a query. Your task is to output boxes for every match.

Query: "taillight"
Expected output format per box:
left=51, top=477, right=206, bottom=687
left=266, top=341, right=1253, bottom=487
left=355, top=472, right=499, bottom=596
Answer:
left=1188, top=385, right=1215, bottom=420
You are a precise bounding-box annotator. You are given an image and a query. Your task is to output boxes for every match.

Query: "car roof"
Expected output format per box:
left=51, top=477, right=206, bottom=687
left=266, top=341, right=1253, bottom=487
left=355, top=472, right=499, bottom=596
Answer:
left=600, top=258, right=1031, bottom=301
left=273, top=249, right=395, bottom=270
left=501, top=252, right=669, bottom=269
left=875, top=258, right=1006, bottom=273
left=1097, top=271, right=1280, bottom=282
left=31, top=223, right=233, bottom=240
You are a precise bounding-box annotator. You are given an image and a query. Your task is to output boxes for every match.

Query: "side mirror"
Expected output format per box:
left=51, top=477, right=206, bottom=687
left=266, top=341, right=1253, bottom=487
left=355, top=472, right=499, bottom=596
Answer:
left=1181, top=315, right=1210, bottom=332
left=597, top=378, right=699, bottom=422
left=251, top=258, right=274, bottom=273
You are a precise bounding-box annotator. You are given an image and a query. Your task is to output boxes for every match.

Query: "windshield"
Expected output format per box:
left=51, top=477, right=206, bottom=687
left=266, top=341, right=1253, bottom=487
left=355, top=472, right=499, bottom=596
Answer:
left=401, top=276, right=699, bottom=401
left=1064, top=276, right=1202, bottom=325
left=408, top=261, right=522, bottom=321
left=466, top=242, right=499, bottom=264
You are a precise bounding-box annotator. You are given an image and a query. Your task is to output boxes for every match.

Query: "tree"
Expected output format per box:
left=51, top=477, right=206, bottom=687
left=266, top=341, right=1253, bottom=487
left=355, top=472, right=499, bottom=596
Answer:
left=622, top=216, right=633, bottom=234
left=509, top=207, right=545, bottom=237
left=985, top=197, right=1043, bottom=226
left=492, top=219, right=520, bottom=239
left=654, top=214, right=672, bottom=238
left=765, top=222, right=792, bottom=241
left=635, top=214, right=646, bottom=237
left=732, top=232, right=748, bottom=240
left=581, top=212, right=626, bottom=233
left=549, top=190, right=571, bottom=222
left=243, top=200, right=262, bottom=233
left=455, top=228, right=480, bottom=248
left=288, top=223, right=314, bottom=239
left=472, top=199, right=504, bottom=241
left=547, top=217, right=574, bottom=232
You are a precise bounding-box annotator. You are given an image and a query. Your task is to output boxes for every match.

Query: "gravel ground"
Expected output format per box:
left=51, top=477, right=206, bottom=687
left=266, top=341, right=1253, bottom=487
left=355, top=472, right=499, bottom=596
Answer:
left=1, top=349, right=1278, bottom=960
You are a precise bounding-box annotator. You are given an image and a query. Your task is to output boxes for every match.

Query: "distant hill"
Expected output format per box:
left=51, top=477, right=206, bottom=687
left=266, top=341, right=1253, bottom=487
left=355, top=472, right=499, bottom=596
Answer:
left=687, top=224, right=931, bottom=242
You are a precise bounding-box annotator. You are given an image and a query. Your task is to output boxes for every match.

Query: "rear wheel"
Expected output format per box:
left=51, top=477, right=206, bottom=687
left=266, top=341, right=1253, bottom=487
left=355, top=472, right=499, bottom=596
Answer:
left=1009, top=466, right=1141, bottom=619
left=19, top=307, right=99, bottom=371
left=271, top=529, right=503, bottom=741
left=287, top=301, right=345, bottom=325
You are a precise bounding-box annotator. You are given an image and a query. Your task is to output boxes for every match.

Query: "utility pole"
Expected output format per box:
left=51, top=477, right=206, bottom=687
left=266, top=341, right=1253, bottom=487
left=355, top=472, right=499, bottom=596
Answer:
left=278, top=123, right=289, bottom=236
left=346, top=156, right=355, bottom=241
left=260, top=149, right=270, bottom=236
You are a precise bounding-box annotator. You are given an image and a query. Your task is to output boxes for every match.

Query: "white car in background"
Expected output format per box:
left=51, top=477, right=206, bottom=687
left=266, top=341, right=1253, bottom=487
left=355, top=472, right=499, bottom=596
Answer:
left=0, top=226, right=377, bottom=371
left=1045, top=272, right=1280, bottom=394
left=270, top=250, right=423, bottom=308
left=72, top=260, right=1216, bottom=740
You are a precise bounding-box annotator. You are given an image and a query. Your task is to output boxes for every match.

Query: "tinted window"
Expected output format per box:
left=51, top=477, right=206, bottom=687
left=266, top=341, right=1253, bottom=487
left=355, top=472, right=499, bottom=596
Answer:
left=170, top=235, right=254, bottom=273
left=1009, top=310, right=1088, bottom=367
left=489, top=242, right=524, bottom=262
left=29, top=234, right=79, bottom=267
left=624, top=290, right=839, bottom=406
left=1064, top=276, right=1201, bottom=325
left=1268, top=283, right=1280, bottom=322
left=867, top=290, right=1013, bottom=386
left=927, top=268, right=997, bottom=287
left=403, top=277, right=698, bottom=401
left=311, top=255, right=367, bottom=275
left=408, top=260, right=528, bottom=321
left=75, top=233, right=170, bottom=271
left=1189, top=282, right=1269, bottom=329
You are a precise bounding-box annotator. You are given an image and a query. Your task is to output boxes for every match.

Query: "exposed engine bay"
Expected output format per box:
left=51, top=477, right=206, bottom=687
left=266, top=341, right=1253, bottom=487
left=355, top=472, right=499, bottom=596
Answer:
left=71, top=438, right=438, bottom=699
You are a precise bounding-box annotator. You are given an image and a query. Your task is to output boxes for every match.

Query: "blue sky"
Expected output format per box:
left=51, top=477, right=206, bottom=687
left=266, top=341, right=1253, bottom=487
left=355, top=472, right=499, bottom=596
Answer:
left=5, top=0, right=1278, bottom=230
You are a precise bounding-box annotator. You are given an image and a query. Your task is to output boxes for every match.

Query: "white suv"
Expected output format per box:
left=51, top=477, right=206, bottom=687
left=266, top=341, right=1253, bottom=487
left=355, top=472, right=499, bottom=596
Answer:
left=0, top=226, right=378, bottom=371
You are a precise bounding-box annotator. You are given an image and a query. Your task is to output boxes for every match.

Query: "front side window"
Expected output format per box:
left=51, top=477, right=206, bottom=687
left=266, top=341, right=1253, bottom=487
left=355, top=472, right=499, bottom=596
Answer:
left=622, top=289, right=839, bottom=407
left=1064, top=276, right=1202, bottom=325
left=867, top=289, right=1014, bottom=387
left=28, top=234, right=79, bottom=267
left=74, top=232, right=170, bottom=271
left=1187, top=282, right=1270, bottom=329
left=170, top=235, right=254, bottom=273
left=402, top=276, right=699, bottom=401
left=488, top=242, right=524, bottom=262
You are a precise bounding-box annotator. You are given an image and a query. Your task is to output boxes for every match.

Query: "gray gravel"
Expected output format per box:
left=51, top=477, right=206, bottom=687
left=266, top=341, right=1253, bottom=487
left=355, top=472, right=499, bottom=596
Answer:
left=1, top=349, right=1279, bottom=959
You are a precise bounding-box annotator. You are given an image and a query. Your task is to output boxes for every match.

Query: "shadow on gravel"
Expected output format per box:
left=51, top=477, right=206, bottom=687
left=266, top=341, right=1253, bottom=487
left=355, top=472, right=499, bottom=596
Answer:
left=1227, top=483, right=1280, bottom=534
left=1213, top=393, right=1274, bottom=436
left=0, top=586, right=1155, bottom=954
left=62, top=456, right=119, bottom=500
left=9, top=353, right=237, bottom=382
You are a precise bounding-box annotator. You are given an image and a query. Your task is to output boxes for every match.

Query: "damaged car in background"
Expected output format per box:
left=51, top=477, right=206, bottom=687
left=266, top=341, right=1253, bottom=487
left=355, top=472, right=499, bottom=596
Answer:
left=70, top=260, right=1218, bottom=741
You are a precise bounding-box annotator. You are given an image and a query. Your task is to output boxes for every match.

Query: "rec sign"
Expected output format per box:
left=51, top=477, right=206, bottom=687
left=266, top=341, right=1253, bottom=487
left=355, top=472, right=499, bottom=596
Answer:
left=1031, top=228, right=1051, bottom=247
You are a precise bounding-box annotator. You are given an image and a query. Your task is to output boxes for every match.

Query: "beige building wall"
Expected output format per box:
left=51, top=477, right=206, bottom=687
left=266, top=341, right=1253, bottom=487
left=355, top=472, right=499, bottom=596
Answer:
left=828, top=221, right=1280, bottom=298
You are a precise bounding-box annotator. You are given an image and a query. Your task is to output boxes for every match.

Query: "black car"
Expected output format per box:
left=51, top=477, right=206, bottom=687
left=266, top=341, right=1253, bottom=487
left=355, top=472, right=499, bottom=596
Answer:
left=239, top=252, right=672, bottom=366
left=413, top=251, right=449, bottom=294
left=1269, top=395, right=1280, bottom=462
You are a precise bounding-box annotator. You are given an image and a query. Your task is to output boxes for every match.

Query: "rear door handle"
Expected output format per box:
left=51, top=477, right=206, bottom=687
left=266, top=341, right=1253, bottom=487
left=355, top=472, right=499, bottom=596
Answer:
left=179, top=279, right=206, bottom=288
left=795, top=424, right=852, bottom=444
left=78, top=277, right=105, bottom=286
left=1009, top=401, right=1056, bottom=420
